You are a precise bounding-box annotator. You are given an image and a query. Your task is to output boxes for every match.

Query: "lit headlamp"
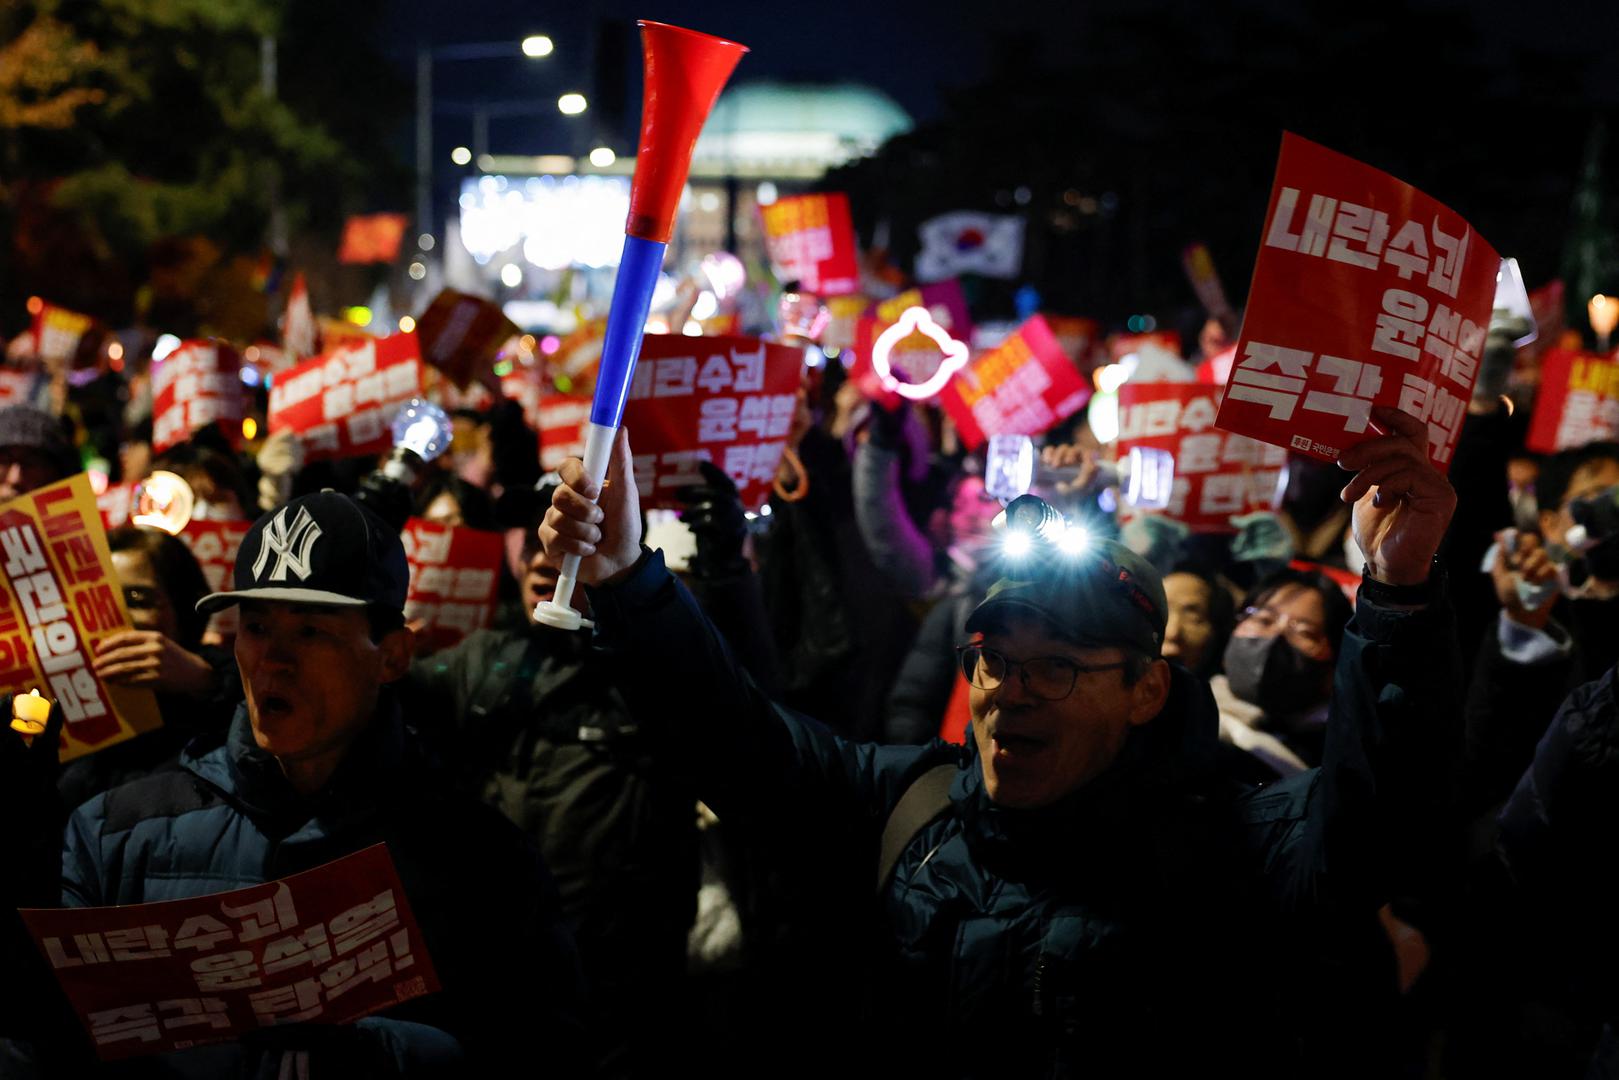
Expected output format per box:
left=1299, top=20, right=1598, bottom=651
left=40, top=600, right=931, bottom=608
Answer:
left=994, top=494, right=1091, bottom=560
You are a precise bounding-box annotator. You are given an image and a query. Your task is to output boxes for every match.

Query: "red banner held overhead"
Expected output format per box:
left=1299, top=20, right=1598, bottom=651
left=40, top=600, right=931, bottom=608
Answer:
left=1117, top=382, right=1286, bottom=533
left=1526, top=347, right=1619, bottom=453
left=759, top=193, right=861, bottom=296
left=415, top=290, right=520, bottom=390
left=400, top=518, right=503, bottom=654
left=621, top=335, right=804, bottom=511
left=20, top=845, right=438, bottom=1061
left=939, top=315, right=1091, bottom=451
left=1215, top=133, right=1499, bottom=471
left=538, top=395, right=592, bottom=471
left=151, top=341, right=244, bottom=455
left=29, top=302, right=101, bottom=368
left=267, top=332, right=424, bottom=463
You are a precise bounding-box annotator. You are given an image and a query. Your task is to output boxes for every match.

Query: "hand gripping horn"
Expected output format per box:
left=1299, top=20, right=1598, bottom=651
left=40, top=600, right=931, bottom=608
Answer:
left=534, top=20, right=747, bottom=629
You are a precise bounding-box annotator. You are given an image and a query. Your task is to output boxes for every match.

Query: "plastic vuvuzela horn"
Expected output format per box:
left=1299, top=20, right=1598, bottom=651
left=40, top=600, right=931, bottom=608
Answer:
left=534, top=20, right=747, bottom=630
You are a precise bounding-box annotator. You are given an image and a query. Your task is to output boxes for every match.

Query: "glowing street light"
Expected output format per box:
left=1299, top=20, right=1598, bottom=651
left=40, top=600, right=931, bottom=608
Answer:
left=521, top=34, right=554, bottom=58
left=588, top=146, right=616, bottom=168
left=500, top=263, right=523, bottom=288
left=450, top=146, right=472, bottom=166
left=557, top=92, right=588, bottom=116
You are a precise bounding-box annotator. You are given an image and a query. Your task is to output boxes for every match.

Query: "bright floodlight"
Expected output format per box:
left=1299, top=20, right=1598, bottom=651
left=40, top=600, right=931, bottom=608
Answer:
left=1004, top=531, right=1033, bottom=558
left=1058, top=524, right=1090, bottom=556
left=589, top=146, right=616, bottom=168
left=451, top=146, right=472, bottom=166
left=500, top=263, right=523, bottom=288
left=522, top=35, right=554, bottom=57
left=558, top=93, right=588, bottom=116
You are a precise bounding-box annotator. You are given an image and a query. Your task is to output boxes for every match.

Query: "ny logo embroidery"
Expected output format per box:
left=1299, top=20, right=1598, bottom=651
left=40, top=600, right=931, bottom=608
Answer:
left=252, top=506, right=322, bottom=582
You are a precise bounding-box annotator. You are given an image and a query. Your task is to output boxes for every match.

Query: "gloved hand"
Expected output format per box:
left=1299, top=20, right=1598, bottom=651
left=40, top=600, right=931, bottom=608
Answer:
left=676, top=461, right=749, bottom=581
left=866, top=399, right=910, bottom=451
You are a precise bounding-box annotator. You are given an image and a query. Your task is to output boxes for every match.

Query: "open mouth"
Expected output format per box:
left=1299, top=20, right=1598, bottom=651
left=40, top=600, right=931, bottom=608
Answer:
left=992, top=731, right=1046, bottom=758
left=258, top=692, right=296, bottom=718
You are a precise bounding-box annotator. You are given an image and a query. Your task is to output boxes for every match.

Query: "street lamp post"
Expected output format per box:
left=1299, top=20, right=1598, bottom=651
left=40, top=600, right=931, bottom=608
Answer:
left=415, top=37, right=552, bottom=242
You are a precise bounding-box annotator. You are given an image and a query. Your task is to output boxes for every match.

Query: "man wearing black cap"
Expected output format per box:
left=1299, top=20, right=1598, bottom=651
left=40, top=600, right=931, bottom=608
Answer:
left=1, top=491, right=581, bottom=1075
left=541, top=414, right=1461, bottom=1077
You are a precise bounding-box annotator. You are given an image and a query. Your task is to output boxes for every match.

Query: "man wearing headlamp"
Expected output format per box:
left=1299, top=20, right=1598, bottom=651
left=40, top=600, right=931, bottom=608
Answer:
left=542, top=407, right=1460, bottom=1076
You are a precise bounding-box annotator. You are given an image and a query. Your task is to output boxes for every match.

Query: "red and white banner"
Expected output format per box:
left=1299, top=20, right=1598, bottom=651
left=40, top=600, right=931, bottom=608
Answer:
left=177, top=520, right=251, bottom=639
left=622, top=335, right=804, bottom=511
left=1118, top=382, right=1286, bottom=533
left=29, top=302, right=98, bottom=366
left=97, top=483, right=136, bottom=530
left=760, top=193, right=861, bottom=296
left=20, top=845, right=438, bottom=1061
left=282, top=273, right=317, bottom=364
left=1215, top=133, right=1499, bottom=471
left=0, top=368, right=35, bottom=405
left=939, top=315, right=1091, bottom=451
left=267, top=332, right=423, bottom=463
left=537, top=395, right=591, bottom=471
left=401, top=518, right=503, bottom=654
left=151, top=341, right=244, bottom=455
left=1526, top=347, right=1619, bottom=453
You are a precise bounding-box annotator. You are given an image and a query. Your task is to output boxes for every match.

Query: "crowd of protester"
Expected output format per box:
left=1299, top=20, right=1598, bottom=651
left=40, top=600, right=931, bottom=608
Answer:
left=0, top=288, right=1616, bottom=1079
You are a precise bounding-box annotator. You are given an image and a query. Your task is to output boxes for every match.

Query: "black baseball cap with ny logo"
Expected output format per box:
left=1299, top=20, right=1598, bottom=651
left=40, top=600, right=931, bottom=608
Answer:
left=197, top=491, right=409, bottom=614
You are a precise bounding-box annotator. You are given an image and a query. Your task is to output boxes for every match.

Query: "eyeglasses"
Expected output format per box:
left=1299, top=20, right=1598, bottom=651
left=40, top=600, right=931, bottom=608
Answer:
left=956, top=644, right=1128, bottom=702
left=1238, top=606, right=1329, bottom=654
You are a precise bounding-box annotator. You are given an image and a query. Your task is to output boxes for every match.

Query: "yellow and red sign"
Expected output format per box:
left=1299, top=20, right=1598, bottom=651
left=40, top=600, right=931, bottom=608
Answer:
left=0, top=475, right=161, bottom=761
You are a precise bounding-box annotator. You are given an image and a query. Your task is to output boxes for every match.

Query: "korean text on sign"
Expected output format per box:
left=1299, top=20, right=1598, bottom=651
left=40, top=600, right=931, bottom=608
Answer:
left=21, top=845, right=439, bottom=1062
left=759, top=193, right=861, bottom=297
left=401, top=518, right=503, bottom=654
left=939, top=315, right=1091, bottom=451
left=621, top=335, right=805, bottom=512
left=267, top=332, right=424, bottom=463
left=0, top=475, right=161, bottom=760
left=177, top=520, right=250, bottom=639
left=151, top=340, right=244, bottom=455
left=1214, top=133, right=1499, bottom=471
left=1118, top=382, right=1286, bottom=534
left=1526, top=347, right=1619, bottom=453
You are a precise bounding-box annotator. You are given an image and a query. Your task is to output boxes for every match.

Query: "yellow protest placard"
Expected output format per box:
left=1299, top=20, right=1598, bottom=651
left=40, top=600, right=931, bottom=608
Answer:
left=0, top=474, right=162, bottom=760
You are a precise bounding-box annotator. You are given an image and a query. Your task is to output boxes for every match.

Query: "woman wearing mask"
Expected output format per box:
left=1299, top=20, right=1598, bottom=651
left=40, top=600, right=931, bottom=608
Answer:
left=1214, top=567, right=1352, bottom=782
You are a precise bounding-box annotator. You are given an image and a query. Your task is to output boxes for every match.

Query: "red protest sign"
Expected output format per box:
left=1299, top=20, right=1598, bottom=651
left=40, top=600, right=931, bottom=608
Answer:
left=177, top=519, right=250, bottom=639
left=760, top=193, right=861, bottom=296
left=621, top=335, right=805, bottom=511
left=1216, top=133, right=1499, bottom=470
left=1046, top=315, right=1102, bottom=371
left=1118, top=382, right=1286, bottom=533
left=0, top=475, right=162, bottom=761
left=337, top=213, right=409, bottom=265
left=1526, top=347, right=1619, bottom=453
left=415, top=290, right=520, bottom=389
left=538, top=394, right=592, bottom=471
left=97, top=483, right=136, bottom=530
left=151, top=340, right=244, bottom=455
left=939, top=315, right=1092, bottom=451
left=20, top=845, right=439, bottom=1061
left=1107, top=330, right=1183, bottom=362
left=400, top=519, right=503, bottom=654
left=29, top=301, right=102, bottom=368
left=267, top=332, right=423, bottom=463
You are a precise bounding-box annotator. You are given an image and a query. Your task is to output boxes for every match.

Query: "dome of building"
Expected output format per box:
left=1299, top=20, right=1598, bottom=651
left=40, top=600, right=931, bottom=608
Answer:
left=692, top=81, right=913, bottom=179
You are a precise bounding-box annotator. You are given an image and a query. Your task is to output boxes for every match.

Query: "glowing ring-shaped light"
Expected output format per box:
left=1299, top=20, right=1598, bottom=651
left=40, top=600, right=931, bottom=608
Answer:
left=870, top=306, right=969, bottom=401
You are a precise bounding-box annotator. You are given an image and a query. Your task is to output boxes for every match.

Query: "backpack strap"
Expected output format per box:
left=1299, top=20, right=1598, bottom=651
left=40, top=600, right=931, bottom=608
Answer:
left=876, top=763, right=957, bottom=892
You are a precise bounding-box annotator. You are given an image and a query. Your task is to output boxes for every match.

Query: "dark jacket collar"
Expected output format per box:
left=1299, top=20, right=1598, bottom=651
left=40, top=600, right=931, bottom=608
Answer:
left=183, top=690, right=414, bottom=827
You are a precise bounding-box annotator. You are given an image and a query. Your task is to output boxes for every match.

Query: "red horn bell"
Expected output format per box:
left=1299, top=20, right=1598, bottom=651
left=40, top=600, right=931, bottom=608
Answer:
left=625, top=21, right=748, bottom=244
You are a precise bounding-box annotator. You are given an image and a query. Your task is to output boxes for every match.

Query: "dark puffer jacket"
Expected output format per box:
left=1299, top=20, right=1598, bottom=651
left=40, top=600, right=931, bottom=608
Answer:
left=7, top=695, right=582, bottom=1078
left=586, top=550, right=1459, bottom=1078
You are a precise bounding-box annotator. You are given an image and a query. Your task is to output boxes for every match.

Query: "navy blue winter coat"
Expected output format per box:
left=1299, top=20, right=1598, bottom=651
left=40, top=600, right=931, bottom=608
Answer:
left=12, top=696, right=582, bottom=1077
left=587, top=551, right=1459, bottom=1078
